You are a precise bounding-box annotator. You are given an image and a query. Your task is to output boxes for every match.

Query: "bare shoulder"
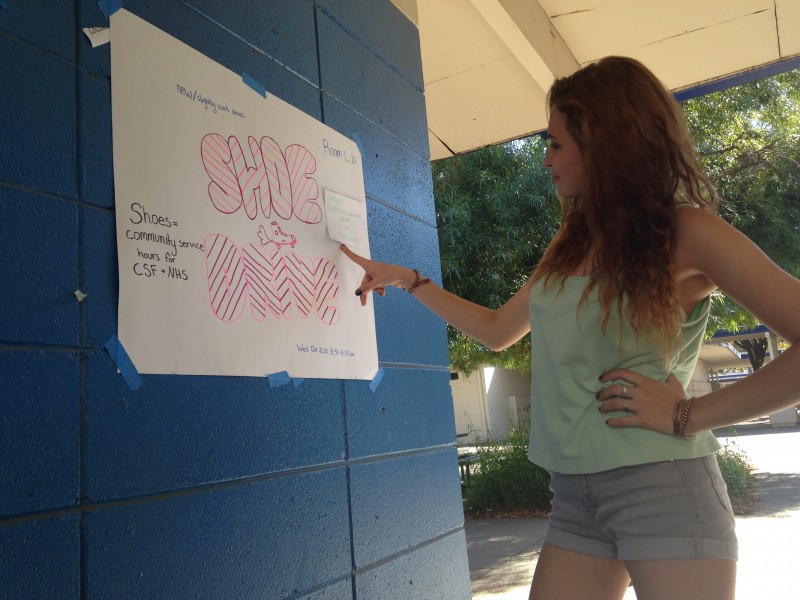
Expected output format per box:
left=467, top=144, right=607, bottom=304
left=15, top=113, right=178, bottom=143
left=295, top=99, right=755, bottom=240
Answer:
left=674, top=203, right=728, bottom=239
left=674, top=204, right=776, bottom=272
left=674, top=204, right=800, bottom=342
left=673, top=205, right=737, bottom=272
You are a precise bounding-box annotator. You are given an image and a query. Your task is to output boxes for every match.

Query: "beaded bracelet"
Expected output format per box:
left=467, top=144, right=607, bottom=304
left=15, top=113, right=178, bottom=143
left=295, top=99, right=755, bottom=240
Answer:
left=672, top=397, right=696, bottom=439
left=407, top=269, right=432, bottom=295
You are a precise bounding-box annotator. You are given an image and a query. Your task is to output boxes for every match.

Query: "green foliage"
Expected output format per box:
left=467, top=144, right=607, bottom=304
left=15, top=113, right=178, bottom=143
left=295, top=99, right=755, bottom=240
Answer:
left=461, top=426, right=552, bottom=514
left=706, top=291, right=760, bottom=340
left=448, top=332, right=532, bottom=376
left=461, top=430, right=753, bottom=516
left=433, top=138, right=561, bottom=374
left=716, top=439, right=755, bottom=497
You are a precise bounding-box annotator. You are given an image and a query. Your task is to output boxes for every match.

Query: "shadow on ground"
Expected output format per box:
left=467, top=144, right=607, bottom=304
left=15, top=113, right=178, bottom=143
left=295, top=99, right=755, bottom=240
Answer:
left=465, top=517, right=546, bottom=597
left=751, top=472, right=800, bottom=515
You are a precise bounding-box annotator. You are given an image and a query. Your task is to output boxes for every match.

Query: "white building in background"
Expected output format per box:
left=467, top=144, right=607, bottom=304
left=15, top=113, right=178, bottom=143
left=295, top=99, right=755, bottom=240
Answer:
left=450, top=328, right=795, bottom=445
left=450, top=367, right=531, bottom=444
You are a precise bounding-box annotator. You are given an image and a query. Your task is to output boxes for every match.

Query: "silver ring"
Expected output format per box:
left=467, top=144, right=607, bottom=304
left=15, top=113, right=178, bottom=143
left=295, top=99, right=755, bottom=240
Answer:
left=621, top=385, right=628, bottom=398
left=624, top=399, right=628, bottom=411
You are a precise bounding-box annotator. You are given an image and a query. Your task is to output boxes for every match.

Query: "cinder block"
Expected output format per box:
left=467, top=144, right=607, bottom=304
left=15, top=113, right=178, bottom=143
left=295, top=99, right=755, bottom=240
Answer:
left=182, top=0, right=320, bottom=87
left=350, top=448, right=464, bottom=567
left=0, top=514, right=80, bottom=600
left=317, top=14, right=428, bottom=157
left=79, top=71, right=114, bottom=208
left=0, top=0, right=75, bottom=60
left=316, top=0, right=424, bottom=91
left=0, top=188, right=79, bottom=346
left=355, top=530, right=471, bottom=600
left=84, top=469, right=351, bottom=599
left=345, top=368, right=455, bottom=459
left=0, top=36, right=75, bottom=198
left=0, top=351, right=80, bottom=517
left=298, top=578, right=352, bottom=600
left=84, top=352, right=346, bottom=501
left=82, top=207, right=118, bottom=348
left=323, top=98, right=435, bottom=223
left=101, top=1, right=322, bottom=118
left=363, top=201, right=450, bottom=367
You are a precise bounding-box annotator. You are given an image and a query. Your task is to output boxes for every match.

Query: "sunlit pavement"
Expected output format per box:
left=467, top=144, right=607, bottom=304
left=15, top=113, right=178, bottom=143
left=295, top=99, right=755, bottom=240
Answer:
left=466, top=425, right=800, bottom=600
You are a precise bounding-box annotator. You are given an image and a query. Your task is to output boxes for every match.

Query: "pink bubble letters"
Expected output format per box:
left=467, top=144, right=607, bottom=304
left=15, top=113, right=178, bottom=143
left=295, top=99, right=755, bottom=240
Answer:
left=201, top=134, right=339, bottom=326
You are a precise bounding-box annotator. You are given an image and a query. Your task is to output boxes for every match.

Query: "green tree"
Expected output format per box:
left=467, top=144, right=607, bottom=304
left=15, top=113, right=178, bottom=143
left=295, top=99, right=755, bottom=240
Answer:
left=433, top=138, right=561, bottom=374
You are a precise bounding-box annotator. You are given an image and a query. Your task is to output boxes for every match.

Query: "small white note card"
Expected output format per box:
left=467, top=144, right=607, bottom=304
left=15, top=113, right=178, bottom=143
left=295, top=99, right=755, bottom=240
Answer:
left=324, top=189, right=369, bottom=249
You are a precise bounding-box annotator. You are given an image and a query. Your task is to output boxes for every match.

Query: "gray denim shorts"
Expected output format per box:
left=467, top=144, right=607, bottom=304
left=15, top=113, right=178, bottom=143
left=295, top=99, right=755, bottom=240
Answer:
left=545, top=455, right=738, bottom=561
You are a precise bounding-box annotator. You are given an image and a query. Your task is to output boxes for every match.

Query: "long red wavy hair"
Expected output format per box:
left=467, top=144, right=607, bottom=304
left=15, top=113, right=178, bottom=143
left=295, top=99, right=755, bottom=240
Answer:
left=533, top=56, right=716, bottom=354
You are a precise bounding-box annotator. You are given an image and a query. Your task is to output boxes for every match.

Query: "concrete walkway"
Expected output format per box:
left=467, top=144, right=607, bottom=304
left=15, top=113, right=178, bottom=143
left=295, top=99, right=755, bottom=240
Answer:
left=465, top=424, right=800, bottom=599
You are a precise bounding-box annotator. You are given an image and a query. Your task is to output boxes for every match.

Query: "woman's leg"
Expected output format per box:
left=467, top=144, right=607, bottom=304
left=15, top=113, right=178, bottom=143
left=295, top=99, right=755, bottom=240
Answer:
left=528, top=543, right=631, bottom=600
left=626, top=559, right=736, bottom=600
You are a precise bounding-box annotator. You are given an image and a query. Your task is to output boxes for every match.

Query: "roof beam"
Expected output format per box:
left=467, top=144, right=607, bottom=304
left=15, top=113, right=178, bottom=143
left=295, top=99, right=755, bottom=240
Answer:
left=467, top=0, right=579, bottom=92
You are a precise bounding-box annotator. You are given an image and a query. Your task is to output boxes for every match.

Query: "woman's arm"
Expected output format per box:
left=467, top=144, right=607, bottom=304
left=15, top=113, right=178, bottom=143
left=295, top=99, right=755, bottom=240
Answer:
left=678, top=208, right=800, bottom=432
left=341, top=245, right=532, bottom=351
left=599, top=208, right=800, bottom=434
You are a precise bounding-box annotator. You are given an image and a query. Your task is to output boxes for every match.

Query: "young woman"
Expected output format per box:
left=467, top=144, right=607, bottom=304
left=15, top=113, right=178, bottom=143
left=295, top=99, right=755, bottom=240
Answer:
left=341, top=56, right=800, bottom=600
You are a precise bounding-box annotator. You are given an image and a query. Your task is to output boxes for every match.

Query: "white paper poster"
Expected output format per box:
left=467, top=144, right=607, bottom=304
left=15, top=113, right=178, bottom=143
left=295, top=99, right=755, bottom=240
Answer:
left=110, top=9, right=378, bottom=379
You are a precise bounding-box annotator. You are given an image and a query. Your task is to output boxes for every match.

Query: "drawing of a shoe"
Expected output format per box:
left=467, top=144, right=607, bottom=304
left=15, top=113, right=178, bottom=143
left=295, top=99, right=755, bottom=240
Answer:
left=258, top=222, right=297, bottom=249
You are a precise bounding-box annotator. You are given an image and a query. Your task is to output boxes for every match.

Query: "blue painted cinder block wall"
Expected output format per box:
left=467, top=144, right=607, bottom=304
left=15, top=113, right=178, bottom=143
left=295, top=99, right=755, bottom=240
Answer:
left=0, top=1, right=472, bottom=598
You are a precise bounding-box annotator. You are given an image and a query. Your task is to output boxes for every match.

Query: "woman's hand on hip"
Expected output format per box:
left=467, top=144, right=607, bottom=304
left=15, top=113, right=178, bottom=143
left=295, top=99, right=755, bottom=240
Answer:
left=597, top=369, right=686, bottom=435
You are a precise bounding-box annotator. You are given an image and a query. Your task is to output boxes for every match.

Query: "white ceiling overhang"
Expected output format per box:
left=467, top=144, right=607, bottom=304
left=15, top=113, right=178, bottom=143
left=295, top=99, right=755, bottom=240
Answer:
left=393, top=0, right=800, bottom=160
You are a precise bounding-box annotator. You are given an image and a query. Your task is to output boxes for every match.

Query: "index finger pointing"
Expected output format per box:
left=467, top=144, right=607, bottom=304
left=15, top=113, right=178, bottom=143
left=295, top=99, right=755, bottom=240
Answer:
left=340, top=244, right=369, bottom=269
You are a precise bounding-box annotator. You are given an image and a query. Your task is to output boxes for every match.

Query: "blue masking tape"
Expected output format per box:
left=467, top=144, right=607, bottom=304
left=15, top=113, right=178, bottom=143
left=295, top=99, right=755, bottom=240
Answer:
left=268, top=370, right=291, bottom=388
left=292, top=378, right=304, bottom=388
left=242, top=71, right=266, bottom=98
left=351, top=132, right=366, bottom=160
left=97, top=0, right=124, bottom=17
left=369, top=367, right=385, bottom=393
left=104, top=334, right=143, bottom=391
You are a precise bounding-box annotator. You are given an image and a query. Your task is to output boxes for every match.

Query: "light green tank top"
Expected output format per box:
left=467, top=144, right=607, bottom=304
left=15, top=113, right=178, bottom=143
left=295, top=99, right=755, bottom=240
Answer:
left=528, top=275, right=720, bottom=474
